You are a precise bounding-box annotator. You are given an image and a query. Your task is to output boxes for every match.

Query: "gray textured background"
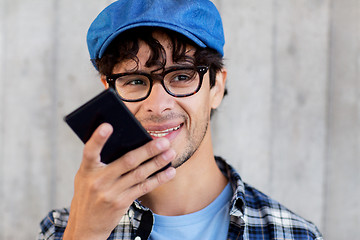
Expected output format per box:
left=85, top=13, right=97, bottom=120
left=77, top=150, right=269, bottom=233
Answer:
left=0, top=0, right=359, bottom=239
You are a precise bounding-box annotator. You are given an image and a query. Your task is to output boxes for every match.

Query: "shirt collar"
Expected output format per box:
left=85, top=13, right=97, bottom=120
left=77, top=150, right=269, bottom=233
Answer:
left=215, top=156, right=246, bottom=218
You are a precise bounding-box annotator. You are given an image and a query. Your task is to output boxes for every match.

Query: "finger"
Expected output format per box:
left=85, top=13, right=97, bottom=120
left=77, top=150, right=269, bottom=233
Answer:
left=81, top=123, right=113, bottom=170
left=126, top=167, right=176, bottom=200
left=92, top=167, right=176, bottom=215
left=112, top=148, right=175, bottom=192
left=105, top=137, right=171, bottom=177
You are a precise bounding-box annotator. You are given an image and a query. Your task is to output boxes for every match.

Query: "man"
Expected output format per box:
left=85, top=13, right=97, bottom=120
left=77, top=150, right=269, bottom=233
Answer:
left=38, top=0, right=323, bottom=239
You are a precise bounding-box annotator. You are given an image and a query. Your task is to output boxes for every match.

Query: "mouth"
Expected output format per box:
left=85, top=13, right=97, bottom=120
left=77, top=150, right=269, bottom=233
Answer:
left=147, top=124, right=182, bottom=138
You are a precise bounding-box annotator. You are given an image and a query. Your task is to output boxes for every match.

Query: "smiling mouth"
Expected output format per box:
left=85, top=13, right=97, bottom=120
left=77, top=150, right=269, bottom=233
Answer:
left=147, top=124, right=182, bottom=137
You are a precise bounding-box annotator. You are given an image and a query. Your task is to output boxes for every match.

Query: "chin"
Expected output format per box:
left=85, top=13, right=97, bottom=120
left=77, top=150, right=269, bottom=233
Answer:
left=171, top=146, right=195, bottom=169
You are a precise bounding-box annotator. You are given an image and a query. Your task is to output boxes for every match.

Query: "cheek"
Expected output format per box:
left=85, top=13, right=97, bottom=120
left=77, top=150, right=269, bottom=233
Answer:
left=180, top=93, right=212, bottom=125
left=124, top=102, right=141, bottom=116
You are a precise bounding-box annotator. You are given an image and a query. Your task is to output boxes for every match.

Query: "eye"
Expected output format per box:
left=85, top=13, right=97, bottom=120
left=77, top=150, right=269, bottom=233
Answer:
left=173, top=74, right=191, bottom=82
left=116, top=75, right=149, bottom=87
left=169, top=69, right=196, bottom=83
left=126, top=79, right=146, bottom=86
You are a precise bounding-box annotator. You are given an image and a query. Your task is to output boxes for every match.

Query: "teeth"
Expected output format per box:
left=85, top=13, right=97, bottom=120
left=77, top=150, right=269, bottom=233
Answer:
left=148, top=125, right=181, bottom=137
left=149, top=132, right=168, bottom=137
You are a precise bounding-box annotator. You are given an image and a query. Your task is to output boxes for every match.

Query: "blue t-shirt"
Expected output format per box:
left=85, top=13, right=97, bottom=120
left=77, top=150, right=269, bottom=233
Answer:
left=149, top=183, right=232, bottom=240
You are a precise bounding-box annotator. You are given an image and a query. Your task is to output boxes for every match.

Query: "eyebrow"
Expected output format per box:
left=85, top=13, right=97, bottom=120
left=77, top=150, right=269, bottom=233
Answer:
left=121, top=64, right=195, bottom=75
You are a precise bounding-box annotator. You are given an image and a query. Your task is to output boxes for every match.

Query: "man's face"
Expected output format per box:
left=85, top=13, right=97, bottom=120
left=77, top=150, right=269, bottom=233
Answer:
left=105, top=32, right=225, bottom=168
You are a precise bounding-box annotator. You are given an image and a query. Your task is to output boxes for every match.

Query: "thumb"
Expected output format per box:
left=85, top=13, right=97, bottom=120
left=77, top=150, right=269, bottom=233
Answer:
left=81, top=123, right=113, bottom=170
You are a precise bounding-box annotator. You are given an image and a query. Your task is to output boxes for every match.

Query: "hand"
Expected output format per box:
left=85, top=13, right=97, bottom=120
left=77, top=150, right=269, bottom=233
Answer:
left=63, top=123, right=176, bottom=240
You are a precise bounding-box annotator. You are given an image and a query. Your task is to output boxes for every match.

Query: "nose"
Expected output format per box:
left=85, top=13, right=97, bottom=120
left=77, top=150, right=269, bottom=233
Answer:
left=141, top=82, right=175, bottom=114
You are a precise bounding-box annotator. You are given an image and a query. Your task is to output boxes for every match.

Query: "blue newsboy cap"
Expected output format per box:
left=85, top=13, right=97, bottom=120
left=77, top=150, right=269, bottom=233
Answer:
left=87, top=0, right=224, bottom=68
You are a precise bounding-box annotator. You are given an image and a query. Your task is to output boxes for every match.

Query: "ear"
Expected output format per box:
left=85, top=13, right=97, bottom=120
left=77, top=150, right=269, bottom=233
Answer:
left=100, top=75, right=109, bottom=89
left=210, top=68, right=227, bottom=109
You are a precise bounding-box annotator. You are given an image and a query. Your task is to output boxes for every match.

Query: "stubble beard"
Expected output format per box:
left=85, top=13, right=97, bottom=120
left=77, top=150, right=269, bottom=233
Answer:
left=172, top=119, right=209, bottom=169
left=139, top=112, right=210, bottom=169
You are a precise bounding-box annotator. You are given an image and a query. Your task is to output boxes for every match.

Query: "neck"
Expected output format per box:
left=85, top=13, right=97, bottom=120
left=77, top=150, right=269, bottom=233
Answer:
left=139, top=127, right=228, bottom=216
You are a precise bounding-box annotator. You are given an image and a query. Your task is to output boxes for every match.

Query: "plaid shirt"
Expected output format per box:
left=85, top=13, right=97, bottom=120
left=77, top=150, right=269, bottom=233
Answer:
left=38, top=157, right=323, bottom=240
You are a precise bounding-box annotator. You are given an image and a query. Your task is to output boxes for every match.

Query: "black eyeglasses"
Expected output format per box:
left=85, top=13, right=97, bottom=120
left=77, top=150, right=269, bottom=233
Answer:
left=106, top=66, right=208, bottom=102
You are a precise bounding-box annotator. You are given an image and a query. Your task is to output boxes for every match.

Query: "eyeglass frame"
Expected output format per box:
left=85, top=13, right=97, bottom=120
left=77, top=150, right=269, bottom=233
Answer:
left=106, top=65, right=209, bottom=102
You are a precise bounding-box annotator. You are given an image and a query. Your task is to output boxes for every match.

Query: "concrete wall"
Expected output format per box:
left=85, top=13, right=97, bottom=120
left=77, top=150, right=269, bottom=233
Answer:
left=0, top=0, right=358, bottom=239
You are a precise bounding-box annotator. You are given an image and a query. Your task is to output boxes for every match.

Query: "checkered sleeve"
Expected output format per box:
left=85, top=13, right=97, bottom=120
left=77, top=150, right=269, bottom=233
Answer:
left=37, top=208, right=69, bottom=240
left=37, top=206, right=141, bottom=240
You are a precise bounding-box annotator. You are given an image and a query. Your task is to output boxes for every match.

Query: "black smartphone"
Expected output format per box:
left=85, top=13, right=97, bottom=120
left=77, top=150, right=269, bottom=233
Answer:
left=64, top=88, right=158, bottom=166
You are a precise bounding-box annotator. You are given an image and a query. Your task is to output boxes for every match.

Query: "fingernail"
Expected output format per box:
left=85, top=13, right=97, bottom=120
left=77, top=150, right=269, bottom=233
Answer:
left=165, top=167, right=176, bottom=178
left=99, top=124, right=111, bottom=137
left=162, top=149, right=175, bottom=161
left=156, top=138, right=170, bottom=150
